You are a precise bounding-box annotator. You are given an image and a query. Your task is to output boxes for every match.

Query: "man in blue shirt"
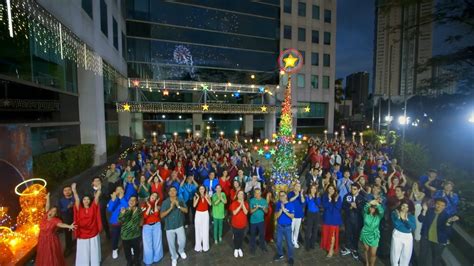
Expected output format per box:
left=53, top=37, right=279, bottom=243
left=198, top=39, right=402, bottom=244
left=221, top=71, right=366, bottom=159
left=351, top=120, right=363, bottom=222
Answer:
left=179, top=175, right=198, bottom=227
left=418, top=198, right=459, bottom=266
left=274, top=191, right=295, bottom=266
left=58, top=185, right=75, bottom=256
left=341, top=183, right=365, bottom=260
left=203, top=172, right=218, bottom=196
left=249, top=188, right=268, bottom=254
left=107, top=185, right=129, bottom=259
left=419, top=169, right=443, bottom=196
left=337, top=170, right=353, bottom=199
left=287, top=183, right=305, bottom=249
left=433, top=181, right=459, bottom=216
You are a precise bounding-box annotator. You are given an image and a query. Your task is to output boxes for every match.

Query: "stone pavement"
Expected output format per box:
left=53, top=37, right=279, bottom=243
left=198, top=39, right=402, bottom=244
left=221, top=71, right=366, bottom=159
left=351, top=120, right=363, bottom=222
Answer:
left=64, top=222, right=384, bottom=266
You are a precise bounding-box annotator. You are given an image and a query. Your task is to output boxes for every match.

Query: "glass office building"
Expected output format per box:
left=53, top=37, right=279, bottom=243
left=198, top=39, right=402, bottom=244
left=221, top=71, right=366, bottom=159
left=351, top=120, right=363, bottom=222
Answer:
left=126, top=0, right=280, bottom=85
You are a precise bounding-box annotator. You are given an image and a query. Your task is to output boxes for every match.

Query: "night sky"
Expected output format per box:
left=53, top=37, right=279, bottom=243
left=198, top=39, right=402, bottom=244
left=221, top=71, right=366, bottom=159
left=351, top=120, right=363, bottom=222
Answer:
left=336, top=0, right=375, bottom=88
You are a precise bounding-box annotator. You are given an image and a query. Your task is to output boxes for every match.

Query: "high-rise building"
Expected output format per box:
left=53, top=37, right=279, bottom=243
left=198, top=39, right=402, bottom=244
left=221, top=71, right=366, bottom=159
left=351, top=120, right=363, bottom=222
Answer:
left=373, top=0, right=433, bottom=100
left=346, top=71, right=369, bottom=114
left=0, top=0, right=127, bottom=164
left=280, top=0, right=336, bottom=133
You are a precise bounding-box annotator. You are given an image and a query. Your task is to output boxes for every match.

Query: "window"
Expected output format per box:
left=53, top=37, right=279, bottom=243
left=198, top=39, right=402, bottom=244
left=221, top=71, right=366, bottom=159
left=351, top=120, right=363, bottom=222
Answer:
left=284, top=0, right=292, bottom=13
left=311, top=52, right=319, bottom=66
left=82, top=0, right=93, bottom=19
left=100, top=0, right=108, bottom=36
left=284, top=25, right=292, bottom=39
left=298, top=27, right=306, bottom=42
left=298, top=2, right=306, bottom=17
left=113, top=18, right=118, bottom=49
left=311, top=75, right=318, bottom=89
left=311, top=30, right=319, bottom=44
left=312, top=5, right=320, bottom=20
left=121, top=32, right=126, bottom=59
left=323, top=76, right=330, bottom=89
left=299, top=50, right=305, bottom=64
left=324, top=9, right=332, bottom=23
left=324, top=32, right=331, bottom=45
left=297, top=74, right=305, bottom=88
left=323, top=54, right=330, bottom=67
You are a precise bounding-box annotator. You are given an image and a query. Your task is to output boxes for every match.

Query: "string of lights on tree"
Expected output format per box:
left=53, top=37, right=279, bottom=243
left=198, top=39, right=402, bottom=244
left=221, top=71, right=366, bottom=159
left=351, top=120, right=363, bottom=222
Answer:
left=271, top=49, right=305, bottom=188
left=0, top=0, right=104, bottom=75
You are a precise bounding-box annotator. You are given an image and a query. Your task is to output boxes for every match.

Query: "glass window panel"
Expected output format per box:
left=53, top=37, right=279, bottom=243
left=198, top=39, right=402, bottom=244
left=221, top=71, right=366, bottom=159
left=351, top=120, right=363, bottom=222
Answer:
left=323, top=75, right=330, bottom=89
left=312, top=30, right=319, bottom=43
left=284, top=0, right=292, bottom=13
left=298, top=2, right=306, bottom=17
left=324, top=32, right=331, bottom=45
left=100, top=0, right=108, bottom=36
left=113, top=18, right=118, bottom=49
left=311, top=75, right=318, bottom=89
left=324, top=9, right=332, bottom=23
left=299, top=50, right=305, bottom=65
left=82, top=0, right=93, bottom=19
left=297, top=74, right=305, bottom=88
left=323, top=53, right=330, bottom=67
left=311, top=52, right=319, bottom=66
left=298, top=27, right=306, bottom=42
left=312, top=5, right=320, bottom=20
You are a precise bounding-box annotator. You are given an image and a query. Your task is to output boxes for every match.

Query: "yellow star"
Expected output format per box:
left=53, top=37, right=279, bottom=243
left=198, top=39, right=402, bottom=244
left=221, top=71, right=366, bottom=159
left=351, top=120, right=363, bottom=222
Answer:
left=202, top=104, right=209, bottom=111
left=304, top=106, right=311, bottom=113
left=123, top=103, right=131, bottom=111
left=283, top=54, right=299, bottom=68
left=261, top=105, right=267, bottom=112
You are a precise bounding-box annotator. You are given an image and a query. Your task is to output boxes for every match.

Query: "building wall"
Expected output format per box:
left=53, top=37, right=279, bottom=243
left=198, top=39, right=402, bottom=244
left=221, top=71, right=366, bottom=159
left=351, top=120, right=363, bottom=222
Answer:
left=373, top=0, right=433, bottom=100
left=280, top=0, right=336, bottom=133
left=346, top=72, right=369, bottom=114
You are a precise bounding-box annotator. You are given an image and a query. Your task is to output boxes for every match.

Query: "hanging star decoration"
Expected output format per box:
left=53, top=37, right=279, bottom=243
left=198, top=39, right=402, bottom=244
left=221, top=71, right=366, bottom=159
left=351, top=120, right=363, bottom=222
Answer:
left=270, top=148, right=276, bottom=155
left=123, top=103, right=131, bottom=111
left=304, top=106, right=311, bottom=113
left=260, top=105, right=267, bottom=112
left=202, top=104, right=209, bottom=111
left=257, top=148, right=264, bottom=156
left=264, top=153, right=272, bottom=160
left=284, top=54, right=299, bottom=68
left=201, top=84, right=209, bottom=91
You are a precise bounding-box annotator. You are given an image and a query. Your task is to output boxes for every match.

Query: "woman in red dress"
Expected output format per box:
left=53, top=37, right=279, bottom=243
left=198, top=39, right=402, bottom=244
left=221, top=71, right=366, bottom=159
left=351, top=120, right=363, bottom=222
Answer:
left=148, top=172, right=164, bottom=206
left=264, top=190, right=275, bottom=242
left=35, top=193, right=76, bottom=266
left=72, top=182, right=102, bottom=266
left=218, top=170, right=232, bottom=203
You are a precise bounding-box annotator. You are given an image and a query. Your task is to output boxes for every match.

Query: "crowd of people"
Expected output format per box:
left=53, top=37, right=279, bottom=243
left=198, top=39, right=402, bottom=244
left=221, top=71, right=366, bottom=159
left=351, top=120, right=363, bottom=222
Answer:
left=34, top=135, right=461, bottom=266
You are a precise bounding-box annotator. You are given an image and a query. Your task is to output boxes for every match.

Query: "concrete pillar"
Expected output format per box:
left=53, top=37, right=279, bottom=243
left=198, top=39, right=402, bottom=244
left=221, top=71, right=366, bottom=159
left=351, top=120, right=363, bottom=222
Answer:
left=264, top=112, right=276, bottom=139
left=131, top=113, right=144, bottom=140
left=117, top=84, right=130, bottom=137
left=243, top=115, right=254, bottom=137
left=327, top=101, right=335, bottom=133
left=78, top=68, right=107, bottom=165
left=192, top=113, right=203, bottom=138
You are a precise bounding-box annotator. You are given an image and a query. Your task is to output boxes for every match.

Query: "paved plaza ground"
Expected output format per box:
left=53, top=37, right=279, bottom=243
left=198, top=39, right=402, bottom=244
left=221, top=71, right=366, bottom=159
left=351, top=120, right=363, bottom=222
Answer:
left=64, top=222, right=384, bottom=266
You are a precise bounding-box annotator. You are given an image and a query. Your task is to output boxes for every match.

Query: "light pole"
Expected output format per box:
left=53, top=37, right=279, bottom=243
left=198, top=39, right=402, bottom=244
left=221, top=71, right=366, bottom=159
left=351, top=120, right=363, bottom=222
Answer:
left=359, top=132, right=364, bottom=145
left=234, top=130, right=239, bottom=142
left=173, top=132, right=178, bottom=141
left=219, top=131, right=224, bottom=139
left=206, top=126, right=211, bottom=140
left=341, top=125, right=345, bottom=142
left=186, top=129, right=191, bottom=139
left=398, top=115, right=410, bottom=165
left=323, top=130, right=328, bottom=141
left=334, top=131, right=339, bottom=141
left=352, top=132, right=356, bottom=142
left=152, top=131, right=157, bottom=145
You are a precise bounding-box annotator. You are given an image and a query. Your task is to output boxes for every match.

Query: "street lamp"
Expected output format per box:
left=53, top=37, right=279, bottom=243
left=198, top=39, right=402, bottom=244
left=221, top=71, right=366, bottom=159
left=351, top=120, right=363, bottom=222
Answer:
left=398, top=115, right=410, bottom=125
left=469, top=112, right=474, bottom=123
left=352, top=132, right=356, bottom=142
left=334, top=131, right=339, bottom=141
left=323, top=130, right=328, bottom=141
left=206, top=126, right=211, bottom=139
left=359, top=132, right=364, bottom=145
left=186, top=129, right=191, bottom=139
left=341, top=125, right=345, bottom=142
left=219, top=131, right=224, bottom=139
left=234, top=130, right=239, bottom=142
left=152, top=131, right=157, bottom=145
left=173, top=132, right=178, bottom=141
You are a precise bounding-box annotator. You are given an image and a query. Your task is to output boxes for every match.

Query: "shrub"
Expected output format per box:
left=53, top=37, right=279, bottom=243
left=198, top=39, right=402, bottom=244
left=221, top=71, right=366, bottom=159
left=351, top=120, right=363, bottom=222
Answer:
left=33, top=144, right=95, bottom=190
left=106, top=135, right=121, bottom=155
left=394, top=141, right=430, bottom=177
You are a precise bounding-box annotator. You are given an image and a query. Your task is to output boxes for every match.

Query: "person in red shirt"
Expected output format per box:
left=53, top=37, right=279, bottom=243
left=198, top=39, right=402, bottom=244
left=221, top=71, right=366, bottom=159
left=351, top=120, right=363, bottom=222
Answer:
left=148, top=173, right=164, bottom=206
left=35, top=193, right=76, bottom=266
left=142, top=192, right=163, bottom=265
left=193, top=185, right=211, bottom=252
left=159, top=163, right=171, bottom=181
left=230, top=190, right=249, bottom=258
left=71, top=182, right=102, bottom=266
left=219, top=170, right=232, bottom=203
left=229, top=180, right=242, bottom=209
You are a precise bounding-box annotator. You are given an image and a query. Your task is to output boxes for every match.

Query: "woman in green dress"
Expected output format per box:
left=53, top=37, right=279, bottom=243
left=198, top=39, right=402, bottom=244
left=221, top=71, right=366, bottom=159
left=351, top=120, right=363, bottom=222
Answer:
left=360, top=199, right=384, bottom=266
